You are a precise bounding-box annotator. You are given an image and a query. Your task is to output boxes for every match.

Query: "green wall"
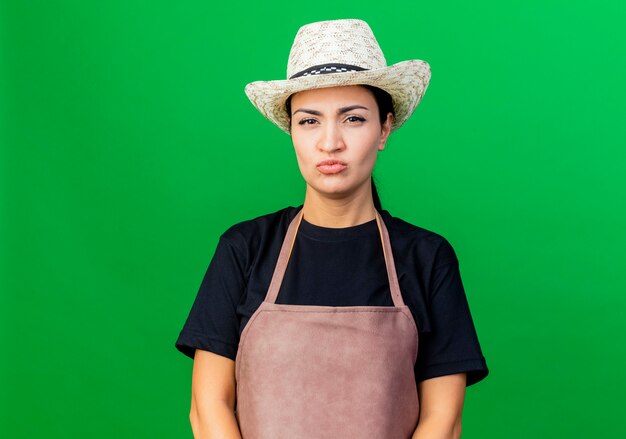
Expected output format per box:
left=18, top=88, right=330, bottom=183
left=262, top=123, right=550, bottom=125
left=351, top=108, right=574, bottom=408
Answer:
left=1, top=1, right=624, bottom=437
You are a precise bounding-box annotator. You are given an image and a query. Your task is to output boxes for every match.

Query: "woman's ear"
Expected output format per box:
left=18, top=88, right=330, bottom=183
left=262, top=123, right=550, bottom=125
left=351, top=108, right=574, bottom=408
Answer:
left=378, top=112, right=394, bottom=151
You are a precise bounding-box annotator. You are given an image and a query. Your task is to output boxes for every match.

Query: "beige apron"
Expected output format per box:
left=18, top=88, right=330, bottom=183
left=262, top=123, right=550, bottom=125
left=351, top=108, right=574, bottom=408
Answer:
left=235, top=207, right=420, bottom=438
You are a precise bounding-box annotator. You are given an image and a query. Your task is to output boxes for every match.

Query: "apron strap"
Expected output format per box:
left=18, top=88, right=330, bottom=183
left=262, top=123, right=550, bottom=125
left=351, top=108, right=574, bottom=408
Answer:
left=265, top=207, right=406, bottom=307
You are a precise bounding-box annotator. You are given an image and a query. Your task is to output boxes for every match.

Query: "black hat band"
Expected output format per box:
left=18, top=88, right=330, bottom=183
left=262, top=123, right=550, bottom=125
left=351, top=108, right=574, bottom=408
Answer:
left=289, top=63, right=368, bottom=79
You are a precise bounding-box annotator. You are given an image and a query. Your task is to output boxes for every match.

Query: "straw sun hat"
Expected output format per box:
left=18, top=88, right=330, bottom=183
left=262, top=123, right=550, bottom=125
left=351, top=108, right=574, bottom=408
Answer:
left=244, top=18, right=431, bottom=134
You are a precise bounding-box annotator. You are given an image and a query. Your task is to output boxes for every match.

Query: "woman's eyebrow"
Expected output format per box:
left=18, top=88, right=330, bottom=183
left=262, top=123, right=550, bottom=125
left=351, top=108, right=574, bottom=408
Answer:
left=293, top=108, right=322, bottom=116
left=338, top=105, right=369, bottom=114
left=293, top=105, right=369, bottom=116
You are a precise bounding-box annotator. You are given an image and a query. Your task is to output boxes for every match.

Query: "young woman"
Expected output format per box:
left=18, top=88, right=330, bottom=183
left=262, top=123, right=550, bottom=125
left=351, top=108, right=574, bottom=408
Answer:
left=175, top=18, right=489, bottom=439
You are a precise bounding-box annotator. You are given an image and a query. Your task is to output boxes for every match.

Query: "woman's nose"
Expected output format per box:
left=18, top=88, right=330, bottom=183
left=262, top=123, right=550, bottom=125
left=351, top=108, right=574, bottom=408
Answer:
left=318, top=123, right=345, bottom=152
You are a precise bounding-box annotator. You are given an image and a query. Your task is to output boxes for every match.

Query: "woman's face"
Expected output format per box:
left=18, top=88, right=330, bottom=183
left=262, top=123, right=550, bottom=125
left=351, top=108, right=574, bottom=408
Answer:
left=289, top=85, right=393, bottom=201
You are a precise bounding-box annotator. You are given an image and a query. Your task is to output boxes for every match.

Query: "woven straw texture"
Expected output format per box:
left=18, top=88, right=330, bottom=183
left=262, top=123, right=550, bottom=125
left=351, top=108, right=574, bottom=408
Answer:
left=245, top=19, right=431, bottom=134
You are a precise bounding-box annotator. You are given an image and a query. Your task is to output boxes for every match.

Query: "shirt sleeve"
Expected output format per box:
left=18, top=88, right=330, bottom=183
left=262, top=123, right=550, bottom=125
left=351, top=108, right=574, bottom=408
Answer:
left=174, top=233, right=247, bottom=361
left=414, top=238, right=489, bottom=386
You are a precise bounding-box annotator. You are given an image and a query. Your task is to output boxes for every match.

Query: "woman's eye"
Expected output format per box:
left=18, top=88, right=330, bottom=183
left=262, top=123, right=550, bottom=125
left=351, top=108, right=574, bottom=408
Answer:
left=346, top=116, right=366, bottom=123
left=298, top=118, right=317, bottom=125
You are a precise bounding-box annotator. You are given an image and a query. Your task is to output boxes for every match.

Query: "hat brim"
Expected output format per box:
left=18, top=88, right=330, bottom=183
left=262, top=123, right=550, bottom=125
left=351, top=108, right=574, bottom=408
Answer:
left=245, top=59, right=431, bottom=134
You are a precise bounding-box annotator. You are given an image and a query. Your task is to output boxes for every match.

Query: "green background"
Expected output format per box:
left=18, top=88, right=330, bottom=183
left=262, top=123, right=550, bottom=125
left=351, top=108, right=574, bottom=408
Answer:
left=2, top=0, right=625, bottom=437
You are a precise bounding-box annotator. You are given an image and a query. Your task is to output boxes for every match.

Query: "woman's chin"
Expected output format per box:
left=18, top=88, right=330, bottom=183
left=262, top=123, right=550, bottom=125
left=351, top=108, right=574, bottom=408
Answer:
left=307, top=182, right=362, bottom=199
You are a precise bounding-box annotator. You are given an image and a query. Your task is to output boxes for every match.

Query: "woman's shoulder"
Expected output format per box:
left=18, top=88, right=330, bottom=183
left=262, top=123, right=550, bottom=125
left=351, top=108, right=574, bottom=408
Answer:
left=218, top=205, right=301, bottom=246
left=380, top=210, right=459, bottom=266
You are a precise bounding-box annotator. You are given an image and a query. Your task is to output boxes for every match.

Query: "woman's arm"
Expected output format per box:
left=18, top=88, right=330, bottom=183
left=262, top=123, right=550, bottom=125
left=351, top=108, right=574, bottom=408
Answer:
left=412, top=373, right=467, bottom=439
left=189, top=349, right=242, bottom=439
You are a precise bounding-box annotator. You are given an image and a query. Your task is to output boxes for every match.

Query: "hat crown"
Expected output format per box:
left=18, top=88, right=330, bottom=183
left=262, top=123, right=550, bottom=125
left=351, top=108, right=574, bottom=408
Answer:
left=286, top=19, right=387, bottom=79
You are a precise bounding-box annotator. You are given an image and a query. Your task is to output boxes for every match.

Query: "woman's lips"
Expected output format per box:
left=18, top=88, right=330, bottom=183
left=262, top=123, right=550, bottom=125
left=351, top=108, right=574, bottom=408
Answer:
left=316, top=160, right=347, bottom=174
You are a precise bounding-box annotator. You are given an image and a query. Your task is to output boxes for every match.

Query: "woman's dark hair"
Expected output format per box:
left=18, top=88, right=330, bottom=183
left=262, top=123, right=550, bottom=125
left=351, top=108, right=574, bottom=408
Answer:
left=285, top=85, right=395, bottom=212
left=362, top=85, right=394, bottom=213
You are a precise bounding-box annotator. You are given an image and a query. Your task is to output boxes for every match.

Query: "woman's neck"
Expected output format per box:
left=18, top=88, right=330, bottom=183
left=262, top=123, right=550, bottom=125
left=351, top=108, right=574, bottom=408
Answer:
left=301, top=185, right=378, bottom=228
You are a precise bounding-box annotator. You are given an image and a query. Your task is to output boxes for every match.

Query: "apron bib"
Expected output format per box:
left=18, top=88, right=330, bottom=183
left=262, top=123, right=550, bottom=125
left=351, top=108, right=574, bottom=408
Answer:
left=235, top=207, right=420, bottom=438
